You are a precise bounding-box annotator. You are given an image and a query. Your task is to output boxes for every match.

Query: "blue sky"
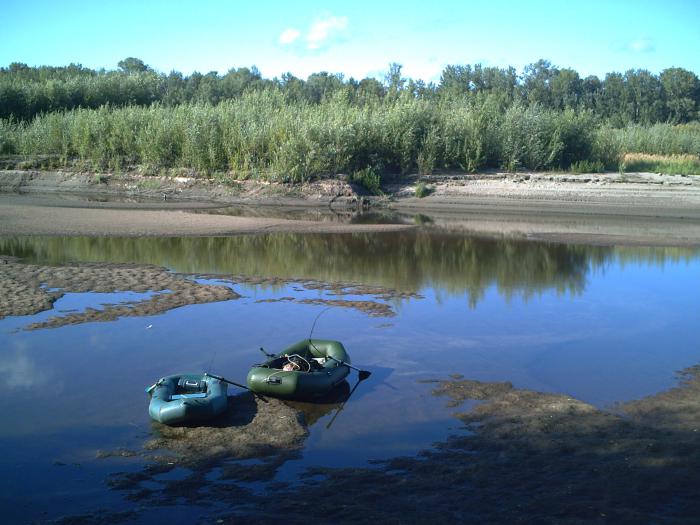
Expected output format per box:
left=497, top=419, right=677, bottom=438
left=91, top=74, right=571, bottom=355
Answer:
left=2, top=0, right=699, bottom=81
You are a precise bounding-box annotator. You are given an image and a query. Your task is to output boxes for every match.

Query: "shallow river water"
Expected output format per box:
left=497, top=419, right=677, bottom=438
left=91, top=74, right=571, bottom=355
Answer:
left=1, top=230, right=699, bottom=523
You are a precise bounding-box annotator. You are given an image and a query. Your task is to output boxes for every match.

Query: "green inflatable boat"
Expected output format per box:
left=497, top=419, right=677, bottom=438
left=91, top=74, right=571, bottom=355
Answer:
left=146, top=373, right=228, bottom=425
left=247, top=339, right=351, bottom=399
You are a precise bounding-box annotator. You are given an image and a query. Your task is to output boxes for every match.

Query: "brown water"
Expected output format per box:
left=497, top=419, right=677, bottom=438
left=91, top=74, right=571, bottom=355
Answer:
left=1, top=232, right=699, bottom=523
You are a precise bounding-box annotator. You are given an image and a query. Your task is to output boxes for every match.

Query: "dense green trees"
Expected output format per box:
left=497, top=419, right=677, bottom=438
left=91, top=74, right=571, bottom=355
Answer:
left=1, top=58, right=698, bottom=124
left=1, top=59, right=699, bottom=180
left=660, top=67, right=700, bottom=124
left=3, top=90, right=698, bottom=178
left=117, top=57, right=151, bottom=74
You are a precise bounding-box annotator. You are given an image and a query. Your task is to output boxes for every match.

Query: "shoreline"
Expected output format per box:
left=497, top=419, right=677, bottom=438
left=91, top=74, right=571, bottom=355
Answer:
left=2, top=169, right=700, bottom=246
left=0, top=193, right=413, bottom=236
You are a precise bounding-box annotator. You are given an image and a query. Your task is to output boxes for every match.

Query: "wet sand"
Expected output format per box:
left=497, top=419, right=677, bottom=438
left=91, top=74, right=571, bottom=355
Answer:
left=390, top=172, right=700, bottom=247
left=0, top=194, right=412, bottom=236
left=4, top=168, right=700, bottom=245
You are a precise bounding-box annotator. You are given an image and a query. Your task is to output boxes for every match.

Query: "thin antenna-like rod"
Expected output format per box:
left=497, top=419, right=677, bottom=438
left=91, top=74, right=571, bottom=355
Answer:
left=206, top=351, right=217, bottom=374
left=308, top=307, right=332, bottom=340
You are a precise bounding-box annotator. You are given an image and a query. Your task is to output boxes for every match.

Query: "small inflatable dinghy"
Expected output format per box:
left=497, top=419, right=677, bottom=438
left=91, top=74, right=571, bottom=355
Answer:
left=246, top=339, right=351, bottom=399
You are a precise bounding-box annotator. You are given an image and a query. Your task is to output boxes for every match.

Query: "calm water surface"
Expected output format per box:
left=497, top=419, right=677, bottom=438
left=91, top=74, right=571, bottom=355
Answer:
left=1, top=231, right=699, bottom=523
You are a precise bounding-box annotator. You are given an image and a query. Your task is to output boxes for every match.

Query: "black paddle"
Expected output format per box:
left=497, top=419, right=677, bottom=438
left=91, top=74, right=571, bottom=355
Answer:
left=326, top=355, right=371, bottom=380
left=204, top=372, right=268, bottom=402
left=259, top=347, right=275, bottom=358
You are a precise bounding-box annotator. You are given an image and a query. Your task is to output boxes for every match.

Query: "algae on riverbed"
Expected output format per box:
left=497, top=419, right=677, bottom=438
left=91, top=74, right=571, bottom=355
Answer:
left=0, top=255, right=238, bottom=328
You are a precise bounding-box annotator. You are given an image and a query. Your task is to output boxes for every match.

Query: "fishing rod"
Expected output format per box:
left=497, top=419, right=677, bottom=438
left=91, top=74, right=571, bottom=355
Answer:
left=309, top=307, right=332, bottom=340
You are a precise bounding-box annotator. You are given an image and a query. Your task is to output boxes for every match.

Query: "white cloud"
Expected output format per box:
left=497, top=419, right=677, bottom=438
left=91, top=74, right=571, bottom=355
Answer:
left=628, top=37, right=655, bottom=53
left=402, top=60, right=444, bottom=83
left=279, top=28, right=301, bottom=45
left=305, top=15, right=348, bottom=50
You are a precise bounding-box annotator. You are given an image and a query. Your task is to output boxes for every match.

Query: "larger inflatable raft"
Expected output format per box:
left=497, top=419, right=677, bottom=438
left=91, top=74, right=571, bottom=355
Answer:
left=146, top=373, right=228, bottom=425
left=247, top=339, right=351, bottom=399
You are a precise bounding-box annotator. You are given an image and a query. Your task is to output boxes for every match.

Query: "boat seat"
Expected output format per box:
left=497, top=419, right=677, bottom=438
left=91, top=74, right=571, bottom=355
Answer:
left=170, top=392, right=208, bottom=400
left=177, top=378, right=207, bottom=393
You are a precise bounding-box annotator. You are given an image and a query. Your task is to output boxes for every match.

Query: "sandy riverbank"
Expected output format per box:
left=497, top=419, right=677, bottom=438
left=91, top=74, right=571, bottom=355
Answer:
left=390, top=171, right=700, bottom=246
left=2, top=169, right=700, bottom=245
left=0, top=194, right=412, bottom=236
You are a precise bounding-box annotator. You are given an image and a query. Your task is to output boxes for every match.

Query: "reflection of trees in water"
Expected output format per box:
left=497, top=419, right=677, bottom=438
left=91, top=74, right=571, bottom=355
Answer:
left=1, top=233, right=696, bottom=307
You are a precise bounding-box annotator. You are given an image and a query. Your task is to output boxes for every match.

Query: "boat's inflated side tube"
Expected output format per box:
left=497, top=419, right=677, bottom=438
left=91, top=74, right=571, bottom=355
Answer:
left=148, top=373, right=228, bottom=425
left=246, top=339, right=351, bottom=399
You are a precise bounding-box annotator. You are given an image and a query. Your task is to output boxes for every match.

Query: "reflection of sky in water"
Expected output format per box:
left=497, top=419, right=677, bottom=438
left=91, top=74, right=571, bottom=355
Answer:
left=0, top=290, right=159, bottom=333
left=0, top=346, right=50, bottom=391
left=0, top=235, right=699, bottom=522
left=51, top=290, right=159, bottom=313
